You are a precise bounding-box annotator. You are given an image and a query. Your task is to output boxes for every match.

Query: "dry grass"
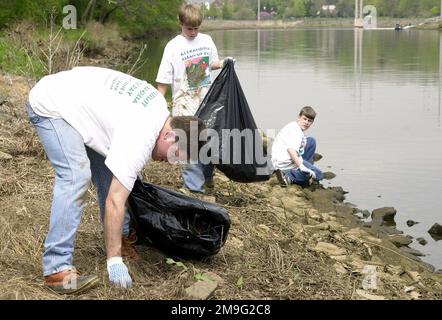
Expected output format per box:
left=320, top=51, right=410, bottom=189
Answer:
left=0, top=76, right=354, bottom=299
left=1, top=73, right=441, bottom=300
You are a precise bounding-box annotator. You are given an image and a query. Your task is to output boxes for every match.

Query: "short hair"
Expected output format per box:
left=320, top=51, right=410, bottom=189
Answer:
left=299, top=106, right=316, bottom=120
left=179, top=4, right=203, bottom=27
left=170, top=116, right=206, bottom=161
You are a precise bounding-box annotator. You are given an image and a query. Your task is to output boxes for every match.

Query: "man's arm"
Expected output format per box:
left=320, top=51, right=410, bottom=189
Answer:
left=157, top=83, right=169, bottom=96
left=104, top=176, right=130, bottom=258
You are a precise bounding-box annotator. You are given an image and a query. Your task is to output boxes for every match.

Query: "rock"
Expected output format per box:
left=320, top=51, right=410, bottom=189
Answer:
left=334, top=263, right=348, bottom=274
left=354, top=209, right=370, bottom=219
left=307, top=210, right=321, bottom=221
left=406, top=220, right=419, bottom=227
left=330, top=255, right=349, bottom=262
left=404, top=286, right=421, bottom=299
left=428, top=223, right=442, bottom=237
left=184, top=272, right=223, bottom=300
left=371, top=207, right=397, bottom=225
left=416, top=237, right=428, bottom=246
left=323, top=172, right=336, bottom=180
left=408, top=291, right=421, bottom=300
left=370, top=224, right=403, bottom=237
left=404, top=286, right=415, bottom=293
left=306, top=221, right=342, bottom=232
left=312, top=242, right=347, bottom=256
left=204, top=272, right=224, bottom=284
left=387, top=235, right=412, bottom=247
left=363, top=235, right=383, bottom=244
left=306, top=222, right=329, bottom=230
left=405, top=271, right=421, bottom=283
left=200, top=195, right=216, bottom=203
left=361, top=210, right=371, bottom=218
left=329, top=186, right=348, bottom=194
left=355, top=289, right=386, bottom=300
left=399, top=247, right=425, bottom=257
left=385, top=265, right=404, bottom=276
left=344, top=228, right=365, bottom=237
left=353, top=212, right=364, bottom=220
left=0, top=151, right=12, bottom=160
left=256, top=224, right=270, bottom=233
left=313, top=153, right=323, bottom=162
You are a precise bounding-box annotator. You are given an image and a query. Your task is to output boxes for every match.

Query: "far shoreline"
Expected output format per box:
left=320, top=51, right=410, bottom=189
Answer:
left=201, top=17, right=441, bottom=31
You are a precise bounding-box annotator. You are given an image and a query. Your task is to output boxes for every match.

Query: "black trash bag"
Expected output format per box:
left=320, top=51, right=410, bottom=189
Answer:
left=128, top=179, right=230, bottom=259
left=195, top=60, right=273, bottom=182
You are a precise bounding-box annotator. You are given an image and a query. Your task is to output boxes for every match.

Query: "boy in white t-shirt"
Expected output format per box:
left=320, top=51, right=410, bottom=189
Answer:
left=156, top=4, right=234, bottom=193
left=27, top=66, right=206, bottom=294
left=271, top=106, right=324, bottom=187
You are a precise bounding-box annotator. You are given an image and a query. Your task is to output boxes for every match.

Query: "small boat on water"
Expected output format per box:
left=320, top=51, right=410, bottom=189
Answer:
left=395, top=23, right=416, bottom=31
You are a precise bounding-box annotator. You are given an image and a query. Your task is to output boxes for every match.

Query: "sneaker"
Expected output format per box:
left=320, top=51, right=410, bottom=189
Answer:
left=122, top=235, right=140, bottom=261
left=204, top=179, right=215, bottom=189
left=275, top=169, right=289, bottom=187
left=44, top=268, right=98, bottom=295
left=307, top=174, right=314, bottom=186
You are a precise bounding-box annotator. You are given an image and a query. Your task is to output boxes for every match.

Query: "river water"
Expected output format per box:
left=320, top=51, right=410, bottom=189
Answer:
left=137, top=28, right=442, bottom=269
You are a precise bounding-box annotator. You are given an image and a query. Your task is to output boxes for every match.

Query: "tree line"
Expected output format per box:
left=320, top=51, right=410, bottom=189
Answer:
left=0, top=0, right=440, bottom=34
left=0, top=0, right=183, bottom=35
left=208, top=0, right=440, bottom=20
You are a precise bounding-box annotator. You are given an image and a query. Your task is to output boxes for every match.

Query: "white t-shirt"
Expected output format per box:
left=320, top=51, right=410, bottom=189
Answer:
left=271, top=121, right=307, bottom=171
left=156, top=33, right=219, bottom=116
left=29, top=66, right=170, bottom=191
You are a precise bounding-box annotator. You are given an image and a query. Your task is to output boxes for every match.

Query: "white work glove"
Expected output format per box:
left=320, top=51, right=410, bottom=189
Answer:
left=222, top=57, right=236, bottom=68
left=107, top=257, right=132, bottom=289
left=299, top=163, right=316, bottom=180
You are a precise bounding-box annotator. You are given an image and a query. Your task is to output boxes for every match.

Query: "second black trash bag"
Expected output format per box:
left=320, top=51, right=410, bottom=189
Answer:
left=195, top=60, right=273, bottom=182
left=128, top=179, right=230, bottom=259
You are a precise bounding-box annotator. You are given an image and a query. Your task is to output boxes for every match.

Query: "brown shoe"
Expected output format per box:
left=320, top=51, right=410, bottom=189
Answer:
left=44, top=268, right=98, bottom=295
left=126, top=228, right=138, bottom=244
left=121, top=236, right=140, bottom=260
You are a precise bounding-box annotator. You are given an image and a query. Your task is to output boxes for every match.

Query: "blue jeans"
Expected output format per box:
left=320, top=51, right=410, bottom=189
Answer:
left=283, top=137, right=324, bottom=186
left=27, top=104, right=130, bottom=276
left=181, top=163, right=214, bottom=193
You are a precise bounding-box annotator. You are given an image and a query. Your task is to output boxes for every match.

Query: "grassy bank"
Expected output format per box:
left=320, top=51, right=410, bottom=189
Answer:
left=1, top=71, right=442, bottom=300
left=0, top=21, right=140, bottom=81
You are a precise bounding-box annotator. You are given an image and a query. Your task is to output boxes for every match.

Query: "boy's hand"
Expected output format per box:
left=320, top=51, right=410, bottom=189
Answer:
left=222, top=57, right=236, bottom=68
left=299, top=164, right=316, bottom=179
